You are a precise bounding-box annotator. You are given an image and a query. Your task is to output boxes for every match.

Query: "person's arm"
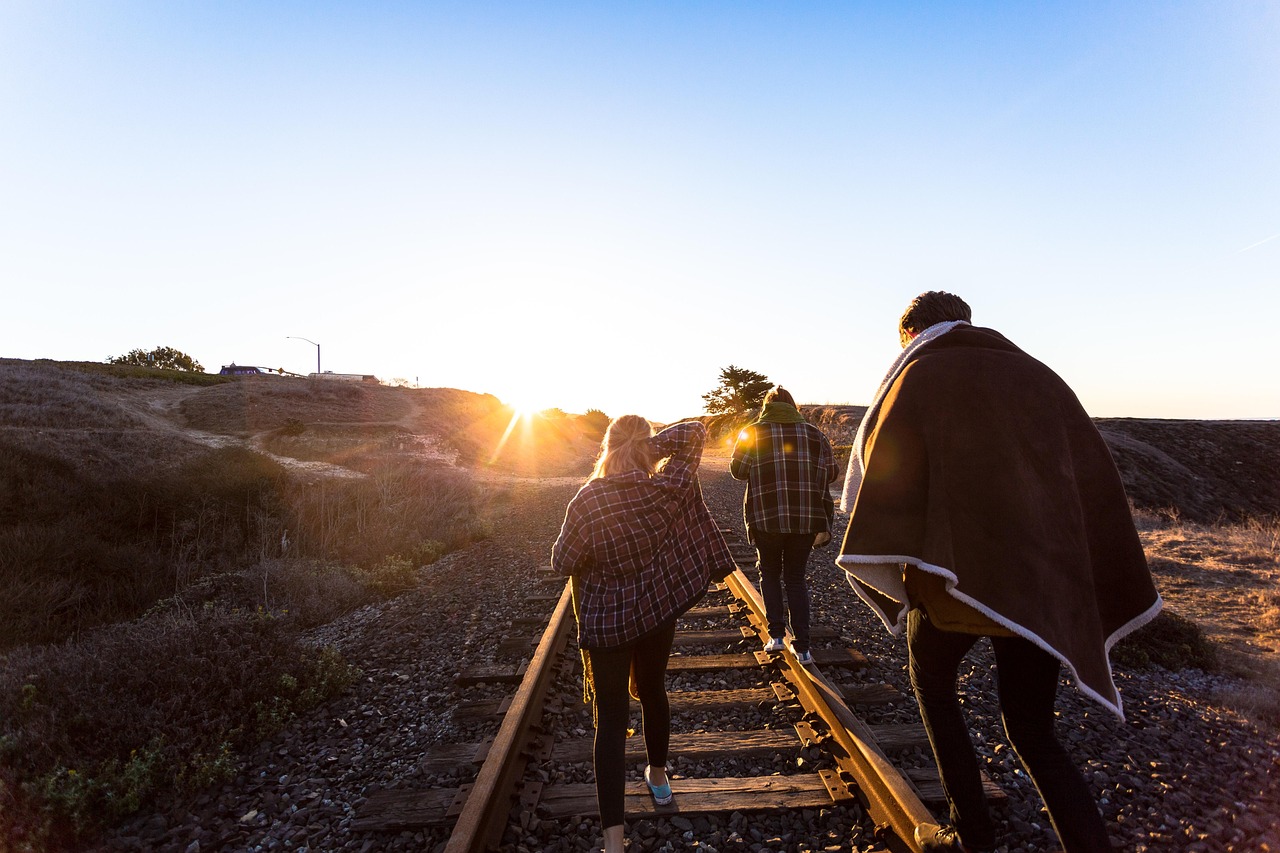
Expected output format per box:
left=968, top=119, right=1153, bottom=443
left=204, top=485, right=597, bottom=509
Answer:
left=819, top=432, right=840, bottom=484
left=551, top=489, right=594, bottom=577
left=729, top=426, right=752, bottom=480
left=650, top=421, right=706, bottom=491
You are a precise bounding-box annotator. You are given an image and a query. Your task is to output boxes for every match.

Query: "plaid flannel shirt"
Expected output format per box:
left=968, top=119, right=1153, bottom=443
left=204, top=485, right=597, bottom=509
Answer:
left=552, top=421, right=734, bottom=649
left=730, top=420, right=839, bottom=538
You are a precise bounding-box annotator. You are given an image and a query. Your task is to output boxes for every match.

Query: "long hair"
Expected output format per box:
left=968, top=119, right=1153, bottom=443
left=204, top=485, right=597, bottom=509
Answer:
left=591, top=415, right=656, bottom=480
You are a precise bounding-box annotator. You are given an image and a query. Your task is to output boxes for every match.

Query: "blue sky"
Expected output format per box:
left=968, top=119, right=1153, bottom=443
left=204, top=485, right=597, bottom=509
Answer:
left=3, top=2, right=1277, bottom=421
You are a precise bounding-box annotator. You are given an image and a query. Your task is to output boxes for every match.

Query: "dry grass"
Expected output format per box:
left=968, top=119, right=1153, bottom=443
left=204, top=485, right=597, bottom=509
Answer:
left=0, top=443, right=490, bottom=649
left=178, top=377, right=412, bottom=436
left=1132, top=508, right=1280, bottom=725
left=0, top=362, right=150, bottom=430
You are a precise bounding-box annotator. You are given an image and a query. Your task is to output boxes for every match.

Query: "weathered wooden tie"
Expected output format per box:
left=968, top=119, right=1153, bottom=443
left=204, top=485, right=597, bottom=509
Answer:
left=672, top=625, right=840, bottom=647
left=537, top=772, right=856, bottom=821
left=454, top=660, right=528, bottom=686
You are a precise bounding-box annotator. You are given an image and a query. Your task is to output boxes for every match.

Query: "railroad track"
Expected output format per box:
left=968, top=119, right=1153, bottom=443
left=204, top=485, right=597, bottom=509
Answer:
left=352, top=523, right=1008, bottom=852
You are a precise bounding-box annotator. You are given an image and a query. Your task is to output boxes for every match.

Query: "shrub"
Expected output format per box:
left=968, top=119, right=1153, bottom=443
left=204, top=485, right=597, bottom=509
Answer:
left=277, top=417, right=307, bottom=437
left=365, top=554, right=418, bottom=598
left=106, top=347, right=204, bottom=373
left=1112, top=609, right=1217, bottom=671
left=578, top=409, right=610, bottom=441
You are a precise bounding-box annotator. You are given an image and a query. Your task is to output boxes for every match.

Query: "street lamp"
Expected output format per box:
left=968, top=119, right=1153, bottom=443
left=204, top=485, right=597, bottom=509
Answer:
left=287, top=336, right=321, bottom=375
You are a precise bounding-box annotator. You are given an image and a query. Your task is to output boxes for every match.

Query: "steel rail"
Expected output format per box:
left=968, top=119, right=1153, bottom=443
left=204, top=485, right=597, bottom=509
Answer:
left=724, top=567, right=935, bottom=852
left=443, top=581, right=575, bottom=853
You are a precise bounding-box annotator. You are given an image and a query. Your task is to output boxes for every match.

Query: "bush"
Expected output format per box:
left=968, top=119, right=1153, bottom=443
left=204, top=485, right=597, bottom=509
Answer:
left=106, top=347, right=204, bottom=373
left=1112, top=609, right=1217, bottom=671
left=0, top=608, right=354, bottom=848
left=277, top=417, right=307, bottom=437
left=574, top=409, right=610, bottom=442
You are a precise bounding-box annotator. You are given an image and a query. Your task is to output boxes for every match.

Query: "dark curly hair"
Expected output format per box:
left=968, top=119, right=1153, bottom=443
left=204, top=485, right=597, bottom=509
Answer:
left=898, top=291, right=972, bottom=346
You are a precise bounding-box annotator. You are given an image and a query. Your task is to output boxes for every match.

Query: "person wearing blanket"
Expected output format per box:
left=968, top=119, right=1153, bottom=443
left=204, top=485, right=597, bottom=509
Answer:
left=836, top=291, right=1161, bottom=853
left=553, top=417, right=734, bottom=853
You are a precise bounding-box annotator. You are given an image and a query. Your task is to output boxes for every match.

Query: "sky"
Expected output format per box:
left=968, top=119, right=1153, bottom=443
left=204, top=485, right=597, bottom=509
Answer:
left=3, top=1, right=1278, bottom=422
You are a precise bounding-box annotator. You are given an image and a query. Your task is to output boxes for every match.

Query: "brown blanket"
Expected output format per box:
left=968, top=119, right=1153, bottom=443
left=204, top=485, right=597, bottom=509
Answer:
left=837, top=324, right=1162, bottom=719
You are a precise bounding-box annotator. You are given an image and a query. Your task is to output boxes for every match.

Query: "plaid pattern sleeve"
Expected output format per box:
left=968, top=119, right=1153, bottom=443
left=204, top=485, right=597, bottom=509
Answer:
left=551, top=421, right=731, bottom=648
left=734, top=422, right=839, bottom=536
left=551, top=487, right=595, bottom=577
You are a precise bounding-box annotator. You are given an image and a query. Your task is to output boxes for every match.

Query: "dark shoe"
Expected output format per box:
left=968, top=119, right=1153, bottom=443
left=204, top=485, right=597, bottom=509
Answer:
left=915, top=822, right=994, bottom=853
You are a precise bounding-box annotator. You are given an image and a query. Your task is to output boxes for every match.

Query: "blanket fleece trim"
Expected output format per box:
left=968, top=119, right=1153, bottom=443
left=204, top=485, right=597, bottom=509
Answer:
left=840, top=320, right=969, bottom=512
left=835, top=552, right=1165, bottom=720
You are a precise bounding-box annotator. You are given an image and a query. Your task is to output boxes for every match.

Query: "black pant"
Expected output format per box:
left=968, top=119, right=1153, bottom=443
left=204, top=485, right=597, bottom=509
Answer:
left=754, top=531, right=813, bottom=651
left=907, top=607, right=1112, bottom=851
left=584, top=621, right=677, bottom=828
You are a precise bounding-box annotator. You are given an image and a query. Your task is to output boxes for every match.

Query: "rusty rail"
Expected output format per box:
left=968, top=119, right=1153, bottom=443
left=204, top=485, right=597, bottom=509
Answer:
left=442, top=581, right=575, bottom=853
left=724, top=567, right=935, bottom=852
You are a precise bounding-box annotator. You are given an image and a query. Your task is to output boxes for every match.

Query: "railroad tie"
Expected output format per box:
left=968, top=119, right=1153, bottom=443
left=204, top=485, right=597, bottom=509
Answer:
left=537, top=773, right=856, bottom=821
left=454, top=660, right=528, bottom=687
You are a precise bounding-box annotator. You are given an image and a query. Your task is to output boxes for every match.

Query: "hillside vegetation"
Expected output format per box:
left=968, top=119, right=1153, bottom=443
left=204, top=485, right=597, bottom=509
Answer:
left=0, top=359, right=602, bottom=848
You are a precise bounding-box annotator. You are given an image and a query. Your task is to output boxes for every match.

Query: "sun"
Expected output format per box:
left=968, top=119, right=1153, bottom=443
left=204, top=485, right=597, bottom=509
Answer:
left=487, top=390, right=552, bottom=465
left=501, top=389, right=550, bottom=420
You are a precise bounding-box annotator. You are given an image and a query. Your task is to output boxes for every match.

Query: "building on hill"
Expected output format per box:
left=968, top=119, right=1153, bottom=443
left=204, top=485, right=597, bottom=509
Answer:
left=219, top=364, right=286, bottom=377
left=308, top=371, right=380, bottom=383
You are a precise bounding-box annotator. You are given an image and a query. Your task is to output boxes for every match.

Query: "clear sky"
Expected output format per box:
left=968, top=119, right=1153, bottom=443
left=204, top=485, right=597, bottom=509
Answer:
left=3, top=2, right=1277, bottom=422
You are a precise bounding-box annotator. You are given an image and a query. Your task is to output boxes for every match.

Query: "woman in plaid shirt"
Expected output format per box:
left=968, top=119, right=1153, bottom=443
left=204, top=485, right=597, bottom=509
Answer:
left=553, top=416, right=733, bottom=853
left=730, top=385, right=840, bottom=665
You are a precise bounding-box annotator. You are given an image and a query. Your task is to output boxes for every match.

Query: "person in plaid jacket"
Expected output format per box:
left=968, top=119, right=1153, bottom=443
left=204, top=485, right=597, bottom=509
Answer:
left=730, top=385, right=840, bottom=664
left=553, top=416, right=733, bottom=853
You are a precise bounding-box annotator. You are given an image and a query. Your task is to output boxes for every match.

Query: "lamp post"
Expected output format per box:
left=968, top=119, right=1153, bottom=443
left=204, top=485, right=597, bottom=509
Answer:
left=287, top=336, right=321, bottom=375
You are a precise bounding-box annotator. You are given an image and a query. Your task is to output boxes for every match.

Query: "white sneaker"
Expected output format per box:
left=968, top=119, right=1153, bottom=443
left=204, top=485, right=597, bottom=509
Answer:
left=763, top=637, right=786, bottom=653
left=789, top=641, right=814, bottom=665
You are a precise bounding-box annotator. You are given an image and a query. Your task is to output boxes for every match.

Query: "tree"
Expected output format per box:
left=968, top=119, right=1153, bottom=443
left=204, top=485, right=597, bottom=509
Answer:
left=702, top=365, right=772, bottom=415
left=579, top=408, right=611, bottom=440
left=107, top=346, right=205, bottom=372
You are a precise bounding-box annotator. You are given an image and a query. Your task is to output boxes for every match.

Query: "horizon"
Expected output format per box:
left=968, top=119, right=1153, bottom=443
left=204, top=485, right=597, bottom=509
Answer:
left=3, top=3, right=1278, bottom=423
left=5, top=354, right=1278, bottom=426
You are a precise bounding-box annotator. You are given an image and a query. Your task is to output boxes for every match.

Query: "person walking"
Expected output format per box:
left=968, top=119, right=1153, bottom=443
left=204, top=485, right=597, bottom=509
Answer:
left=553, top=416, right=733, bottom=853
left=730, top=385, right=840, bottom=665
left=836, top=292, right=1162, bottom=852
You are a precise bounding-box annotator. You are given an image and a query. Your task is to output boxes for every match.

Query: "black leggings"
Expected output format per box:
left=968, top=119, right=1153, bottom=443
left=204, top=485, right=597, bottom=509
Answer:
left=908, top=608, right=1111, bottom=851
left=584, top=621, right=677, bottom=828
